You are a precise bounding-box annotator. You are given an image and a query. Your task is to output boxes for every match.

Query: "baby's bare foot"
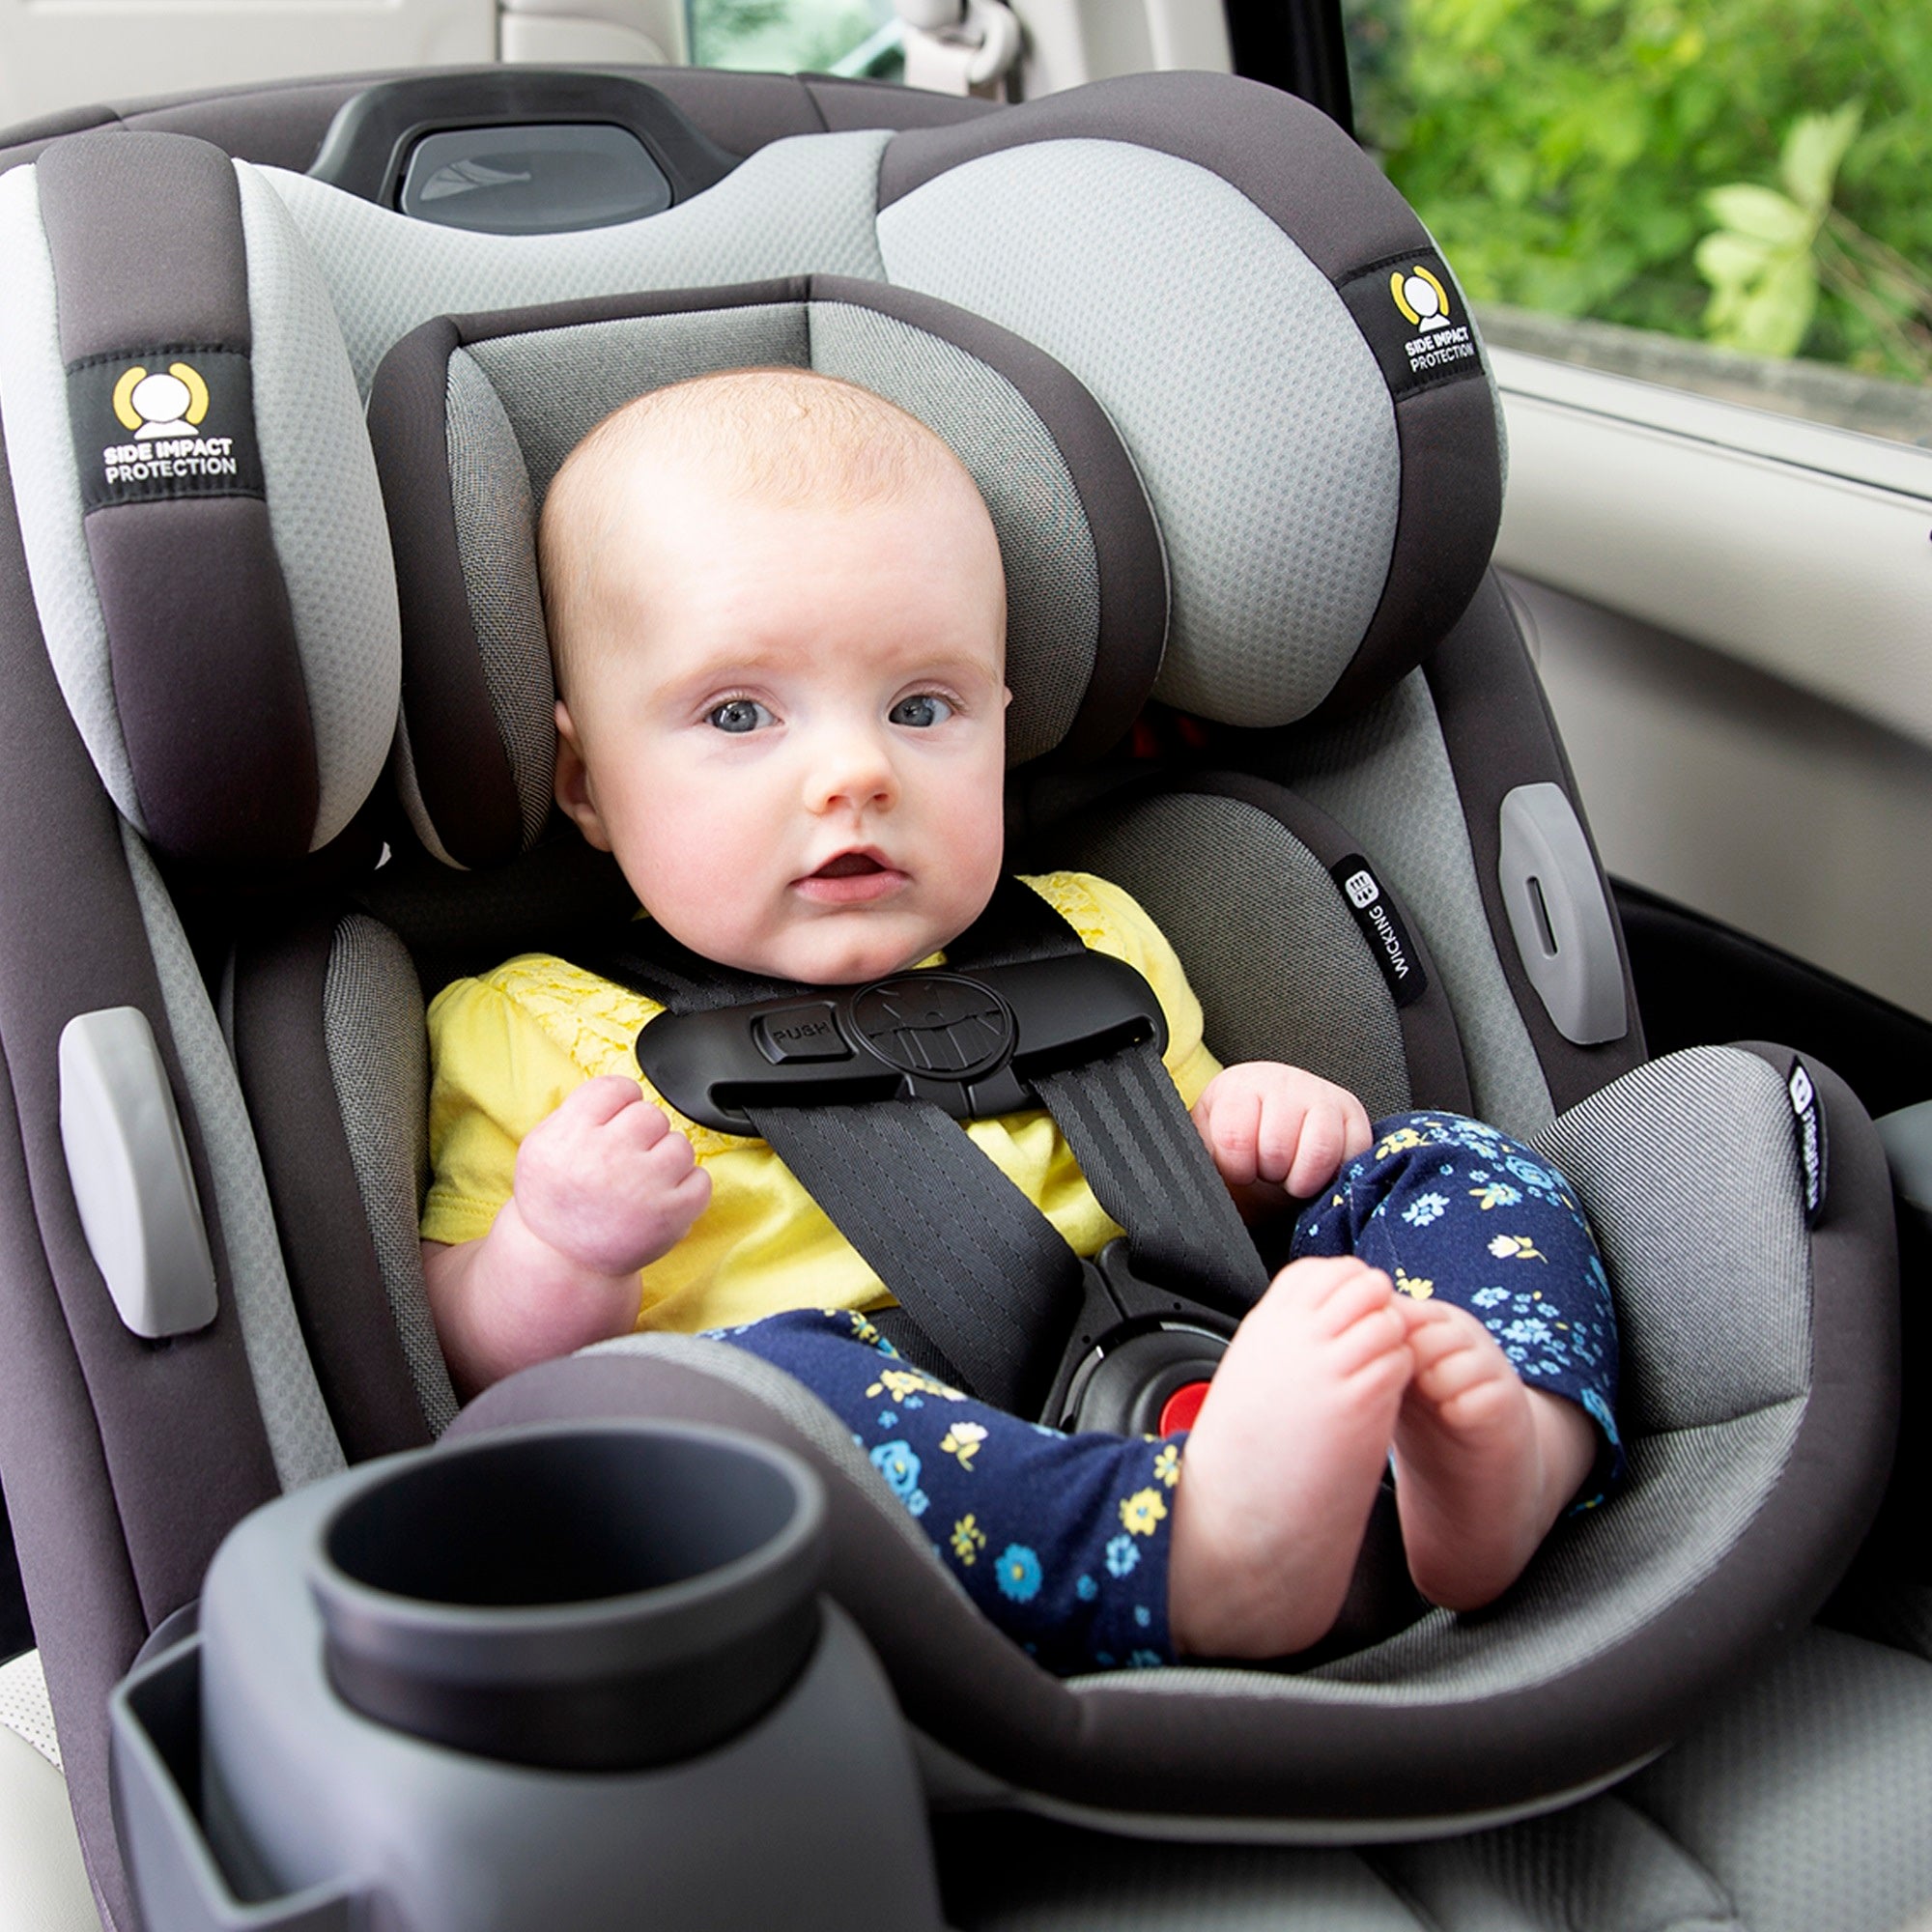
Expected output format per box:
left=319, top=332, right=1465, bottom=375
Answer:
left=1390, top=1301, right=1596, bottom=1611
left=1169, top=1257, right=1411, bottom=1659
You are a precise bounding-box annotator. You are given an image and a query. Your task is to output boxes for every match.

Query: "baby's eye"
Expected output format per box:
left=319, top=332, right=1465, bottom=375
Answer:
left=889, top=694, right=953, bottom=728
left=707, top=697, right=775, bottom=734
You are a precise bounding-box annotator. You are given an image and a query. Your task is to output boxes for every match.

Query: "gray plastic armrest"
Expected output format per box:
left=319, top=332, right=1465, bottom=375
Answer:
left=58, top=1008, right=217, bottom=1339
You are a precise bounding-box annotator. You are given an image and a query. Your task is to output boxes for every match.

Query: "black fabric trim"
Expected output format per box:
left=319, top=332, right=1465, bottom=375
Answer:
left=448, top=272, right=812, bottom=351
left=85, top=496, right=317, bottom=865
left=1422, top=573, right=1648, bottom=1110
left=1148, top=771, right=1473, bottom=1116
left=366, top=313, right=524, bottom=868
left=878, top=71, right=1423, bottom=279
left=34, top=131, right=251, bottom=364
left=1317, top=368, right=1502, bottom=722
left=801, top=76, right=999, bottom=135
left=449, top=1049, right=1899, bottom=1823
left=230, top=912, right=434, bottom=1463
left=0, top=419, right=281, bottom=1927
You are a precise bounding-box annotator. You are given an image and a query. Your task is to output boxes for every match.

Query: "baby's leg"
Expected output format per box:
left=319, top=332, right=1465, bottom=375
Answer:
left=1167, top=1256, right=1412, bottom=1659
left=705, top=1308, right=1181, bottom=1673
left=1293, top=1115, right=1623, bottom=1611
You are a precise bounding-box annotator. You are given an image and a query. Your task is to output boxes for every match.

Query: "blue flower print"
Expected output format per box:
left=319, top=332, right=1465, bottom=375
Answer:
left=996, top=1545, right=1042, bottom=1602
left=1582, top=1385, right=1621, bottom=1444
left=906, top=1489, right=929, bottom=1519
left=1076, top=1575, right=1098, bottom=1602
left=1502, top=1317, right=1552, bottom=1345
left=1403, top=1191, right=1448, bottom=1227
left=902, top=1395, right=924, bottom=1410
left=877, top=1410, right=897, bottom=1428
left=1105, top=1534, right=1140, bottom=1578
left=869, top=1441, right=921, bottom=1497
left=1129, top=1649, right=1164, bottom=1668
left=1133, top=1605, right=1152, bottom=1628
left=1472, top=1286, right=1509, bottom=1308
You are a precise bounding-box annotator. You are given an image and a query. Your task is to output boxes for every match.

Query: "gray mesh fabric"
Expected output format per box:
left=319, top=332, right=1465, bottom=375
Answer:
left=1044, top=793, right=1409, bottom=1118
left=444, top=351, right=553, bottom=854
left=234, top=166, right=403, bottom=852
left=0, top=1654, right=59, bottom=1774
left=123, top=827, right=346, bottom=1490
left=1533, top=1046, right=1809, bottom=1433
left=1622, top=1626, right=1932, bottom=1932
left=808, top=300, right=1099, bottom=767
left=466, top=302, right=810, bottom=499
left=1274, top=671, right=1552, bottom=1135
left=0, top=165, right=139, bottom=828
left=323, top=914, right=460, bottom=1437
left=258, top=131, right=892, bottom=395
left=877, top=139, right=1399, bottom=726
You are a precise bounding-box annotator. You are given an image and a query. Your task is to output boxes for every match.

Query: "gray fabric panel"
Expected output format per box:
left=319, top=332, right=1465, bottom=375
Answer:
left=1043, top=792, right=1410, bottom=1119
left=1623, top=1626, right=1932, bottom=1932
left=1375, top=1793, right=1741, bottom=1932
left=0, top=164, right=139, bottom=828
left=234, top=164, right=402, bottom=854
left=808, top=300, right=1098, bottom=770
left=121, top=826, right=346, bottom=1490
left=1272, top=670, right=1553, bottom=1136
left=876, top=138, right=1399, bottom=726
left=258, top=130, right=892, bottom=395
left=465, top=301, right=810, bottom=500
left=444, top=350, right=553, bottom=854
left=1533, top=1047, right=1810, bottom=1433
left=941, top=1821, right=1425, bottom=1930
left=1089, top=1403, right=1801, bottom=1705
left=322, top=914, right=459, bottom=1438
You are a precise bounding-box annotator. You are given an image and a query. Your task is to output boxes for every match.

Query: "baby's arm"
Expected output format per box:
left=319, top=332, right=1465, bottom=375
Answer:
left=1191, top=1063, right=1373, bottom=1223
left=421, top=1076, right=711, bottom=1397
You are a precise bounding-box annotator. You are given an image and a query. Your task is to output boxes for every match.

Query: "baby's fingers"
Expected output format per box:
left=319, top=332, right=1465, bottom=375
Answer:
left=1195, top=1083, right=1264, bottom=1188
left=559, top=1074, right=653, bottom=1128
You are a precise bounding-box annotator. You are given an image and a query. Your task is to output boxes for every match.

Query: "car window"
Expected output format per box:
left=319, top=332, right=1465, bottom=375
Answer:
left=1346, top=0, right=1932, bottom=447
left=689, top=0, right=905, bottom=80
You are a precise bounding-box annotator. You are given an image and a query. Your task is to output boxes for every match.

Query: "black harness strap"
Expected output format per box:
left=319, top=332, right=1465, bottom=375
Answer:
left=584, top=877, right=1266, bottom=1410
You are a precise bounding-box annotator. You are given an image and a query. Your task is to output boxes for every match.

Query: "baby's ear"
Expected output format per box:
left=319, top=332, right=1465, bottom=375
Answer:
left=553, top=700, right=612, bottom=851
left=1002, top=686, right=1013, bottom=709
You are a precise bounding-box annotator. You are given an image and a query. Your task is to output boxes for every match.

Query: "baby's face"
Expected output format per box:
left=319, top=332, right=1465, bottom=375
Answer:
left=554, top=462, right=1009, bottom=985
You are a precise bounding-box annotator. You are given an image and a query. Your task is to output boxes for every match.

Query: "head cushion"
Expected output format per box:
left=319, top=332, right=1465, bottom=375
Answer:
left=367, top=276, right=1167, bottom=868
left=0, top=130, right=399, bottom=866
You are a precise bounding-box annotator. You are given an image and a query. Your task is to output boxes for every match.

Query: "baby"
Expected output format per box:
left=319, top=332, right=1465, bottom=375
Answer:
left=420, top=367, right=1620, bottom=1670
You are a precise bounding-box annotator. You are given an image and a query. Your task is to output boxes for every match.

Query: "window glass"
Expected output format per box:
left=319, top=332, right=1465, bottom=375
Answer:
left=689, top=0, right=904, bottom=80
left=1347, top=0, right=1932, bottom=444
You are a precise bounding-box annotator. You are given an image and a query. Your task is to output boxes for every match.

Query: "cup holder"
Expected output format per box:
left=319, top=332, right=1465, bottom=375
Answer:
left=309, top=1422, right=825, bottom=1771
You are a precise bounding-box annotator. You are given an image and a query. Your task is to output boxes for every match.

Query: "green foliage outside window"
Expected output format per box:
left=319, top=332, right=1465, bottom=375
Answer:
left=1349, top=0, right=1932, bottom=384
left=690, top=0, right=890, bottom=74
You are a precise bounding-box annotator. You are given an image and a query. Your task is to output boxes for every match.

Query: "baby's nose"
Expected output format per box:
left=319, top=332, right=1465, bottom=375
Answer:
left=808, top=728, right=899, bottom=812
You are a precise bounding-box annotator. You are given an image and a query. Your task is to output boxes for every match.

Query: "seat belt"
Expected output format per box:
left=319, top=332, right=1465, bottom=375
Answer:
left=582, top=878, right=1267, bottom=1413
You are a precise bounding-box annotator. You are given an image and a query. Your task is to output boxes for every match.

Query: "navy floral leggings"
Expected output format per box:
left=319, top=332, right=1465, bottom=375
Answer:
left=707, top=1113, right=1621, bottom=1676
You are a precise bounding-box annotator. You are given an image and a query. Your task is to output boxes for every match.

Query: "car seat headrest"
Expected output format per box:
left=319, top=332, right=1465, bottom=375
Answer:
left=0, top=130, right=399, bottom=867
left=873, top=73, right=1507, bottom=726
left=368, top=275, right=1168, bottom=868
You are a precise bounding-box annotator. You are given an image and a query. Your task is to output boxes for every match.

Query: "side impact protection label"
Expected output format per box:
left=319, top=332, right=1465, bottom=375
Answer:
left=1332, top=856, right=1427, bottom=1009
left=1335, top=249, right=1484, bottom=402
left=68, top=350, right=265, bottom=511
left=1787, top=1057, right=1828, bottom=1226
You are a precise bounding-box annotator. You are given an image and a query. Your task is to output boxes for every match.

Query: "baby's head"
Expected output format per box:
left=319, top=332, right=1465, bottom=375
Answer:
left=540, top=367, right=1009, bottom=985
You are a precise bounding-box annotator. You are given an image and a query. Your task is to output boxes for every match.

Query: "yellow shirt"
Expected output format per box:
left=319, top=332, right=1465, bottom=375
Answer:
left=422, top=871, right=1222, bottom=1333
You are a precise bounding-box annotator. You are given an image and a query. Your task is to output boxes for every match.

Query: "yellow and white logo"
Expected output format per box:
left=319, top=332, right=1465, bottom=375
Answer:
left=1389, top=266, right=1452, bottom=332
left=99, top=358, right=240, bottom=490
left=112, top=360, right=211, bottom=440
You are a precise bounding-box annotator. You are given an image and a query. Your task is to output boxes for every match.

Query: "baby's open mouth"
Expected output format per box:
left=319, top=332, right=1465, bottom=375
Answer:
left=795, top=849, right=907, bottom=905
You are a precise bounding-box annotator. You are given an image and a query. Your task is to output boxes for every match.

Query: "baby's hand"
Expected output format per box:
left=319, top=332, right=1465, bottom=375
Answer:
left=1192, top=1063, right=1373, bottom=1220
left=514, top=1076, right=712, bottom=1277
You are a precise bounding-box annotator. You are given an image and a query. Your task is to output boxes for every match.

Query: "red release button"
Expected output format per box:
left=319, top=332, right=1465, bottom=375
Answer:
left=1157, top=1380, right=1211, bottom=1435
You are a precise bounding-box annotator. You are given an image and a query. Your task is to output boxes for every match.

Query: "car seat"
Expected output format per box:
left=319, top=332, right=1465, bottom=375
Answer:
left=0, top=65, right=1914, bottom=1932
